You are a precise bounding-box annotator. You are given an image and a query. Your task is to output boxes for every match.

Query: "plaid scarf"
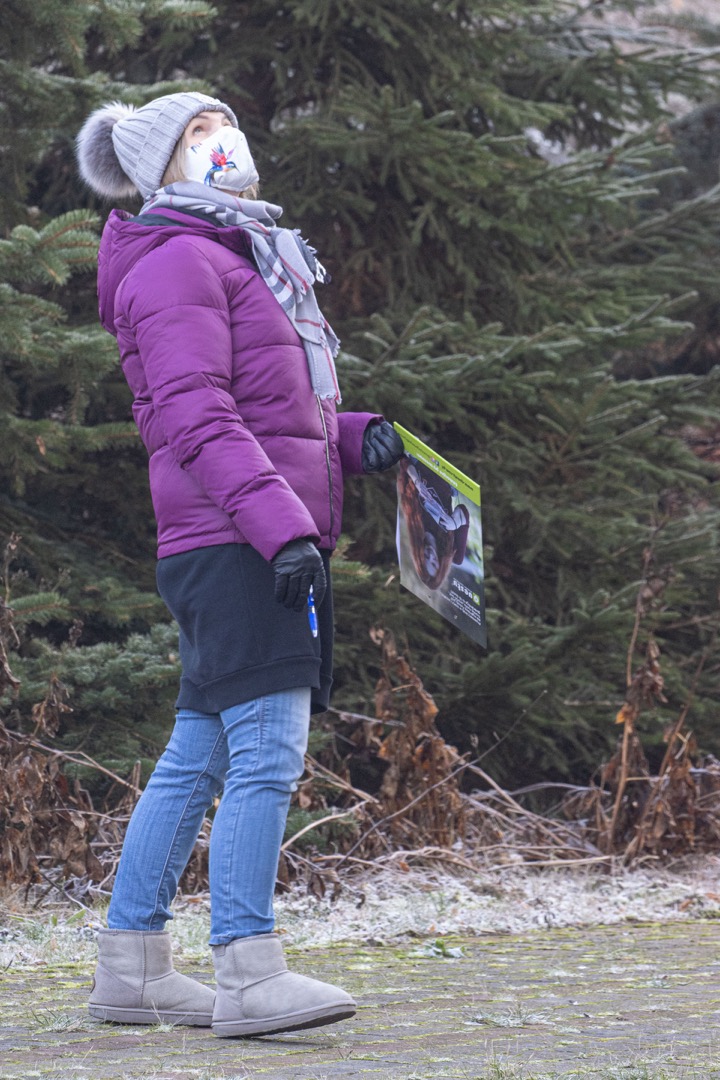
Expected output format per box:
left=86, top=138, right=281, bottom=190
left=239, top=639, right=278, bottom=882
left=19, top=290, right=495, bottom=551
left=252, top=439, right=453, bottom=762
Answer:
left=142, top=182, right=341, bottom=402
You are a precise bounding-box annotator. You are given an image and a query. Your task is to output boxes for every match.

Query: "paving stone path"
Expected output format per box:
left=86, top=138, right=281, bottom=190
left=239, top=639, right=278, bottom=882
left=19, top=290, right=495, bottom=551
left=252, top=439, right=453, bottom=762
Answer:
left=1, top=920, right=719, bottom=1079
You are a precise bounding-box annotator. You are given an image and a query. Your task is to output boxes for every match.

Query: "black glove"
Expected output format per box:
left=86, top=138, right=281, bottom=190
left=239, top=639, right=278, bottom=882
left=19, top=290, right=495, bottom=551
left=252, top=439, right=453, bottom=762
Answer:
left=361, top=421, right=405, bottom=473
left=271, top=539, right=327, bottom=611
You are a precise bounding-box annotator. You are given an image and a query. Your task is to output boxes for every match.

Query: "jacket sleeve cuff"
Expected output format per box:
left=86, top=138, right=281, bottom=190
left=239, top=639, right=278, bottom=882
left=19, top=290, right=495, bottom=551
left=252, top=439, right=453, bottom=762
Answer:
left=337, top=412, right=383, bottom=475
left=240, top=498, right=321, bottom=562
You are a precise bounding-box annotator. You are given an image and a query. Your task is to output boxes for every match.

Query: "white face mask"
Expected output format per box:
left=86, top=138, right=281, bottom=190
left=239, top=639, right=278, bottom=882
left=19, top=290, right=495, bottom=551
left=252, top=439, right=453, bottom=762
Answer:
left=184, top=127, right=259, bottom=193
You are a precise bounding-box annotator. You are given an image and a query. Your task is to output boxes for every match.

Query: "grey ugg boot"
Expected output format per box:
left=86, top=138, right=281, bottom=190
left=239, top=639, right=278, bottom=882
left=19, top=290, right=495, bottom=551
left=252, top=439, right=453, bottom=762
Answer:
left=211, top=932, right=356, bottom=1037
left=88, top=929, right=215, bottom=1026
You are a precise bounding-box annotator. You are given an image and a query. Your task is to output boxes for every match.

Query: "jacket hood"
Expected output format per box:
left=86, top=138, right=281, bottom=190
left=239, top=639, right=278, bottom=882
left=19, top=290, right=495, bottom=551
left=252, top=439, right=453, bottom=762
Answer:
left=97, top=208, right=253, bottom=335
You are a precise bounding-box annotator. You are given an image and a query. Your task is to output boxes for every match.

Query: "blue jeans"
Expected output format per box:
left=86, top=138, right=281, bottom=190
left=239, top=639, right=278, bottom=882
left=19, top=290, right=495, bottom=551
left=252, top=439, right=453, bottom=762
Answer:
left=107, top=687, right=311, bottom=945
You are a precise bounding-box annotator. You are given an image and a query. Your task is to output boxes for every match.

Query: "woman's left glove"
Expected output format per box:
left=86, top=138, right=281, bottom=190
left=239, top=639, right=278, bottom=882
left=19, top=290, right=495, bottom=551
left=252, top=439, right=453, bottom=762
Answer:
left=361, top=421, right=405, bottom=473
left=271, top=539, right=327, bottom=611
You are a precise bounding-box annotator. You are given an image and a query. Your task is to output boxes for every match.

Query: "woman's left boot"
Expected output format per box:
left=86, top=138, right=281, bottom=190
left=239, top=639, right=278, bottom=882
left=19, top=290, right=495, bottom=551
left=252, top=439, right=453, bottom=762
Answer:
left=88, top=929, right=215, bottom=1026
left=211, top=932, right=356, bottom=1037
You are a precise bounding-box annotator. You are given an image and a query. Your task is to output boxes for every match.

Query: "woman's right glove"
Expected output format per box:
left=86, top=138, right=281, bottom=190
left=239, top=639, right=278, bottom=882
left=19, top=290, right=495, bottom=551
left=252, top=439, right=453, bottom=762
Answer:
left=361, top=421, right=405, bottom=473
left=271, top=539, right=327, bottom=611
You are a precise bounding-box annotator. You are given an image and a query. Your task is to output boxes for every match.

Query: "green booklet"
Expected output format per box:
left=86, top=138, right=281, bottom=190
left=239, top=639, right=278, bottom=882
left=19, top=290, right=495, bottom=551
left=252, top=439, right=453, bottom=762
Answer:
left=394, top=423, right=486, bottom=649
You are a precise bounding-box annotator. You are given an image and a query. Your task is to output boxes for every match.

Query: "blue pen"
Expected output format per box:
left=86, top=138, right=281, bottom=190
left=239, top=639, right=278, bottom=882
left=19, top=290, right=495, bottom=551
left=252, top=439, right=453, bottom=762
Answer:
left=307, top=585, right=318, bottom=638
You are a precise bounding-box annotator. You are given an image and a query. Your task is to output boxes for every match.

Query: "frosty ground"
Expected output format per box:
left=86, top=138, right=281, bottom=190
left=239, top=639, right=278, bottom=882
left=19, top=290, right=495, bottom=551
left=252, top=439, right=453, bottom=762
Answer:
left=2, top=857, right=720, bottom=1080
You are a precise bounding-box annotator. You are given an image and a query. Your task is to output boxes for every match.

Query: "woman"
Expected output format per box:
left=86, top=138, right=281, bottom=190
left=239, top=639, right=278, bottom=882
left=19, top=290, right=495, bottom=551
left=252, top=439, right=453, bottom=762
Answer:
left=76, top=91, right=403, bottom=1038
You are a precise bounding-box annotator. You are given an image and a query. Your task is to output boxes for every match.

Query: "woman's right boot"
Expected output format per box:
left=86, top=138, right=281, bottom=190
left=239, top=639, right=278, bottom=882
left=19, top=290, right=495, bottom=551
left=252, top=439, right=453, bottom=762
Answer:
left=211, top=932, right=356, bottom=1037
left=89, top=929, right=215, bottom=1026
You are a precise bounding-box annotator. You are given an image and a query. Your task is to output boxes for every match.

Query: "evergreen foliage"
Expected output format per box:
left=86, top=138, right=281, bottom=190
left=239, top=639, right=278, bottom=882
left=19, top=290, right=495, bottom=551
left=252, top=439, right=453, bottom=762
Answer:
left=0, top=1, right=216, bottom=780
left=2, top=0, right=720, bottom=796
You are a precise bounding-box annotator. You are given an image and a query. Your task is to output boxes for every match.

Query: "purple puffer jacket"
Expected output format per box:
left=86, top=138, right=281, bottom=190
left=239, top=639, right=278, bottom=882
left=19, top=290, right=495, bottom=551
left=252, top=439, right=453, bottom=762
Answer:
left=97, top=208, right=378, bottom=561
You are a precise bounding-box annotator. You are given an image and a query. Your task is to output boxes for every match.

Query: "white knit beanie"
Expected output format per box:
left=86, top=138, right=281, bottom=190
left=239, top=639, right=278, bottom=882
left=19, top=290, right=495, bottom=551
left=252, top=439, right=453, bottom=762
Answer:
left=76, top=91, right=239, bottom=199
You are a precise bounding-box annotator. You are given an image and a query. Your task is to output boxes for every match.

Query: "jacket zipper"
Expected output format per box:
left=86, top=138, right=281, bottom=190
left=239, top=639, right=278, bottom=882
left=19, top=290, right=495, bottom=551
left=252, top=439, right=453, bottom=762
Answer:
left=316, top=394, right=335, bottom=537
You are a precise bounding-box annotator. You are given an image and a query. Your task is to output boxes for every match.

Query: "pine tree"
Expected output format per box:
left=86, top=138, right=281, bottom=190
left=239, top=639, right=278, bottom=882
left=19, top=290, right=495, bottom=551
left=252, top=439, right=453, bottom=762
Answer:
left=0, top=0, right=218, bottom=782
left=4, top=0, right=720, bottom=798
left=194, top=0, right=720, bottom=783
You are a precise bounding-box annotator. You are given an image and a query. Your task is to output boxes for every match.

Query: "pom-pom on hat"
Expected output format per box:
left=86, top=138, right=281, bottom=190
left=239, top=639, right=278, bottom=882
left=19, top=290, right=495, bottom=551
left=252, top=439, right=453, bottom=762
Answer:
left=76, top=91, right=238, bottom=199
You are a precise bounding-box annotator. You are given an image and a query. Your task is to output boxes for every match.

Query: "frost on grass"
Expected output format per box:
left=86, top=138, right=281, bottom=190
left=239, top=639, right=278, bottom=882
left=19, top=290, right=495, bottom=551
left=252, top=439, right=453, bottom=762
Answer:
left=271, top=857, right=720, bottom=948
left=2, top=856, right=719, bottom=968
